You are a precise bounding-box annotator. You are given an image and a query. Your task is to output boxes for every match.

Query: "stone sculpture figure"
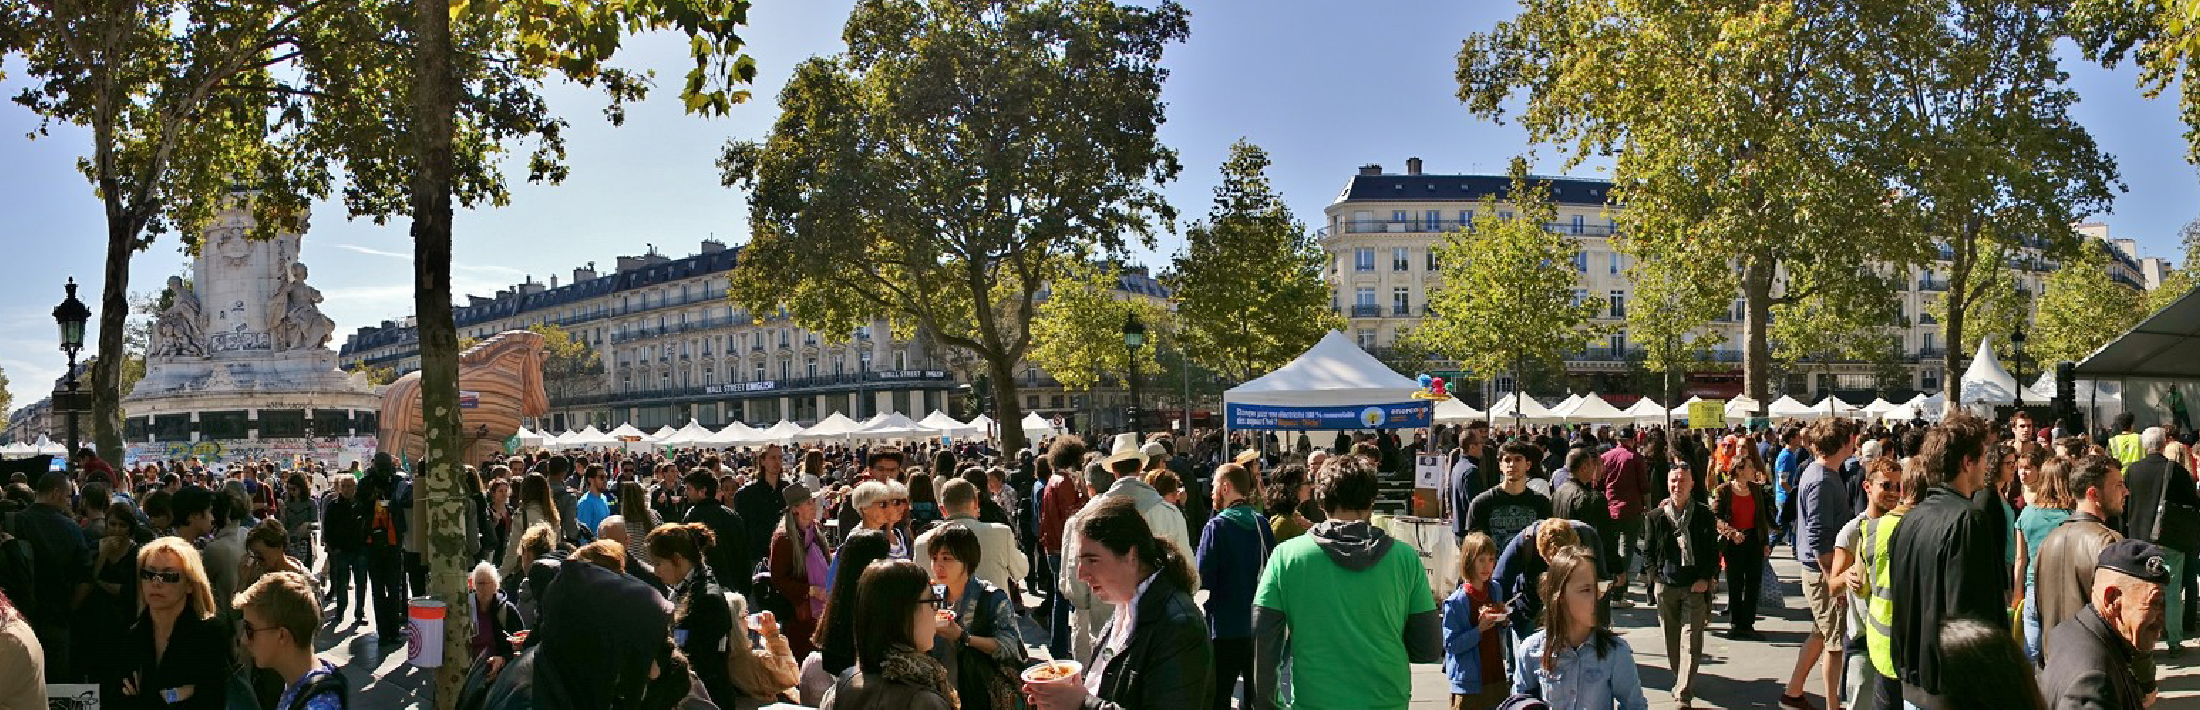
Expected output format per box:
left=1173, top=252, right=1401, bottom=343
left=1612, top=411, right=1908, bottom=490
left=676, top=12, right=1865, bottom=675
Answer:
left=151, top=276, right=208, bottom=358
left=270, top=263, right=336, bottom=351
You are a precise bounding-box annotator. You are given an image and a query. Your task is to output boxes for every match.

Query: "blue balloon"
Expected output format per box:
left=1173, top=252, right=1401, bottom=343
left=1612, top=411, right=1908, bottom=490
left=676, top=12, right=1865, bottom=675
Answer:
left=1417, top=374, right=1433, bottom=388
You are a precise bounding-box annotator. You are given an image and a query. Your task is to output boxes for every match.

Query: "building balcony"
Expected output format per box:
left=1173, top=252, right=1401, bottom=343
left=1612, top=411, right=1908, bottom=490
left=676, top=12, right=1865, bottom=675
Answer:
left=1334, top=219, right=1618, bottom=236
left=1917, top=347, right=1948, bottom=359
left=557, top=369, right=956, bottom=408
left=1918, top=279, right=1950, bottom=292
left=1348, top=304, right=1384, bottom=318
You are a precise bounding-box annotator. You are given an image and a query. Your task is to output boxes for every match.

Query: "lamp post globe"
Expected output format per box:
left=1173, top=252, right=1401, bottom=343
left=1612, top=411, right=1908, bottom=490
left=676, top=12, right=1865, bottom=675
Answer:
left=1122, top=311, right=1145, bottom=437
left=53, top=277, right=92, bottom=473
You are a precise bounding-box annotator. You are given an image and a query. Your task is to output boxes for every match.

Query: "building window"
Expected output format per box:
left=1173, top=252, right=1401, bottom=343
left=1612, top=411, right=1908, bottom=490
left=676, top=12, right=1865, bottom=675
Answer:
left=1573, top=252, right=1588, bottom=273
left=1393, top=287, right=1410, bottom=315
left=754, top=362, right=766, bottom=381
left=1610, top=332, right=1626, bottom=354
left=1499, top=210, right=1513, bottom=221
left=1573, top=289, right=1587, bottom=307
left=1426, top=249, right=1440, bottom=270
left=1355, top=287, right=1376, bottom=307
left=895, top=350, right=908, bottom=370
left=779, top=360, right=790, bottom=380
left=1609, top=290, right=1626, bottom=319
left=805, top=358, right=817, bottom=378
left=1050, top=395, right=1065, bottom=409
left=1458, top=209, right=1473, bottom=226
left=1572, top=214, right=1585, bottom=233
left=1392, top=247, right=1409, bottom=271
left=1391, top=210, right=1408, bottom=224
left=1610, top=253, right=1623, bottom=275
left=1355, top=247, right=1376, bottom=271
left=1027, top=395, right=1041, bottom=409
left=1423, top=210, right=1441, bottom=230
left=1357, top=328, right=1375, bottom=348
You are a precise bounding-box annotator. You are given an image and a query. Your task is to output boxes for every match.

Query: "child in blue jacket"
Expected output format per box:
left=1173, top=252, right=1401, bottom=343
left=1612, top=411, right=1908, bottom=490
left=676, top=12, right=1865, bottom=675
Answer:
left=1443, top=532, right=1509, bottom=709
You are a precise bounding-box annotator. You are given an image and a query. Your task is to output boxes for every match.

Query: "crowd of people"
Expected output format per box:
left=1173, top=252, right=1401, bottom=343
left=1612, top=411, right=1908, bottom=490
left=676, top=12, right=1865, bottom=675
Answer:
left=0, top=408, right=2192, bottom=710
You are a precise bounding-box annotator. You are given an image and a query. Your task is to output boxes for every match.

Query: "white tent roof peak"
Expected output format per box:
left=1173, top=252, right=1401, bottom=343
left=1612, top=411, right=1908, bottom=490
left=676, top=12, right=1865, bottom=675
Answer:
left=1959, top=337, right=2020, bottom=405
left=1224, top=331, right=1421, bottom=406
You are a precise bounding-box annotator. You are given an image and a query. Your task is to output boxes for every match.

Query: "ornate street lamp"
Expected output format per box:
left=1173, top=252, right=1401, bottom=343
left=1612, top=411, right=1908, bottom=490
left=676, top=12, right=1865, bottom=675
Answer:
left=53, top=278, right=91, bottom=472
left=1122, top=311, right=1146, bottom=438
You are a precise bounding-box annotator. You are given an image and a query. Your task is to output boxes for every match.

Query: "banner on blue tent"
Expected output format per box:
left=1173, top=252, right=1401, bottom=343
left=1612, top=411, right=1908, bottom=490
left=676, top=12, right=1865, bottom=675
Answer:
left=1226, top=401, right=1432, bottom=430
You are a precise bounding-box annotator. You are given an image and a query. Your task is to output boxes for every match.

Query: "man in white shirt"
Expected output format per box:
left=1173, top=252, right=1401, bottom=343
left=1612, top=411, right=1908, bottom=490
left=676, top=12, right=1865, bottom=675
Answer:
left=915, top=478, right=1028, bottom=592
left=1060, top=440, right=1194, bottom=662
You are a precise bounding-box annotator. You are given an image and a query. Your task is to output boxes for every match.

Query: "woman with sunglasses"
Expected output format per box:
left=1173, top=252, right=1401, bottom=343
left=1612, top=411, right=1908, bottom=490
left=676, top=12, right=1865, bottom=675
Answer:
left=1712, top=445, right=1776, bottom=641
left=119, top=537, right=232, bottom=710
left=818, top=560, right=954, bottom=710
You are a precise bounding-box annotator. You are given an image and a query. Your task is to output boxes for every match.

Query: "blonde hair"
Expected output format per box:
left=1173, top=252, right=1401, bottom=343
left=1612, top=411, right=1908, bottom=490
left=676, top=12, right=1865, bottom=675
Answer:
left=1533, top=519, right=1580, bottom=562
left=138, top=536, right=217, bottom=620
left=723, top=592, right=801, bottom=699
left=232, top=571, right=320, bottom=650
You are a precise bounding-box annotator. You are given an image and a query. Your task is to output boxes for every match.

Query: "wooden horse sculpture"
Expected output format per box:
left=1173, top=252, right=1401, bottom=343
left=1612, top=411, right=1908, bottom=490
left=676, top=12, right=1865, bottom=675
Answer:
left=378, top=330, right=549, bottom=465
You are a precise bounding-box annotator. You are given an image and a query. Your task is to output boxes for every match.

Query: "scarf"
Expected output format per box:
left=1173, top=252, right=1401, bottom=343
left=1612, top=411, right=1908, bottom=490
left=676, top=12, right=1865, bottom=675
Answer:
left=1666, top=500, right=1701, bottom=569
left=882, top=645, right=959, bottom=707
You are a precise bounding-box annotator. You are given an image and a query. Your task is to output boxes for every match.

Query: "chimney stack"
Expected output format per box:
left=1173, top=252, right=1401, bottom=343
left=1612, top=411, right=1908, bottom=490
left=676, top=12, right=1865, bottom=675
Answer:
left=1358, top=164, right=1383, bottom=176
left=1406, top=157, right=1423, bottom=175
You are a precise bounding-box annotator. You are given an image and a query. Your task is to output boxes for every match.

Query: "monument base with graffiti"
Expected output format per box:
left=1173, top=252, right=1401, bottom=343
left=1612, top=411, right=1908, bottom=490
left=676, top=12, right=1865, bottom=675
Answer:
left=127, top=436, right=378, bottom=468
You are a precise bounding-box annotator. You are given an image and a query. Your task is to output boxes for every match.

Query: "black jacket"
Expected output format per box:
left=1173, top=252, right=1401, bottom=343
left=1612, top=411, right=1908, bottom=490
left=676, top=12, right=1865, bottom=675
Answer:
left=682, top=499, right=750, bottom=587
left=322, top=495, right=367, bottom=552
left=1642, top=499, right=1721, bottom=587
left=117, top=610, right=234, bottom=710
left=1890, top=484, right=2009, bottom=702
left=2039, top=605, right=2147, bottom=710
left=733, top=477, right=790, bottom=567
left=670, top=569, right=737, bottom=708
left=1550, top=477, right=1614, bottom=563
left=2120, top=454, right=2198, bottom=548
left=1081, top=573, right=1213, bottom=710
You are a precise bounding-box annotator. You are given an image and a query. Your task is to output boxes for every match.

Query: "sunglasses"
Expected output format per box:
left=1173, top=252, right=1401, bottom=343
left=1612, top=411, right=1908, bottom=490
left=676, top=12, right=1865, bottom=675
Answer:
left=240, top=623, right=275, bottom=641
left=917, top=595, right=945, bottom=610
left=140, top=568, right=184, bottom=584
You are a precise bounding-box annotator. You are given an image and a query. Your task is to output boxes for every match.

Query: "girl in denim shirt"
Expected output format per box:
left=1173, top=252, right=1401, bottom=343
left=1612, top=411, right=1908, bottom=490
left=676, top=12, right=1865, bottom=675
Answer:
left=1513, top=547, right=1649, bottom=710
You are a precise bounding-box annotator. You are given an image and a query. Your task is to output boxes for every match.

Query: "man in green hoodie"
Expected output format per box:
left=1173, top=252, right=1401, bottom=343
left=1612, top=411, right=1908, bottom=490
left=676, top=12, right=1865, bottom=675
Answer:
left=1249, top=455, right=1441, bottom=710
left=1198, top=463, right=1274, bottom=709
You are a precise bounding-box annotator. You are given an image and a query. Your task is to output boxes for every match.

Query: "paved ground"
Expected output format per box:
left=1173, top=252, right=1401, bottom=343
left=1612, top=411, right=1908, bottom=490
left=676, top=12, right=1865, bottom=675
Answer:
left=327, top=548, right=2200, bottom=709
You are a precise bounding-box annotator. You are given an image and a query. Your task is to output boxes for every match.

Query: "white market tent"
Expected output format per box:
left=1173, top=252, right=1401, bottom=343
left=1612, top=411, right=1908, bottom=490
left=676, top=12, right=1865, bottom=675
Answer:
left=566, top=426, right=616, bottom=448
left=1623, top=398, right=1668, bottom=425
left=1019, top=412, right=1060, bottom=442
left=605, top=423, right=649, bottom=439
left=660, top=420, right=716, bottom=447
left=1813, top=395, right=1862, bottom=418
left=705, top=421, right=763, bottom=445
left=1552, top=394, right=1584, bottom=417
left=966, top=414, right=999, bottom=441
left=1667, top=396, right=1704, bottom=418
left=647, top=425, right=679, bottom=442
left=759, top=420, right=805, bottom=443
left=548, top=430, right=578, bottom=446
left=854, top=412, right=941, bottom=441
left=795, top=412, right=863, bottom=442
left=1766, top=395, right=1822, bottom=420
left=1432, top=397, right=1486, bottom=423
left=0, top=443, right=33, bottom=457
left=1488, top=392, right=1560, bottom=425
left=1726, top=395, right=1763, bottom=416
left=1957, top=338, right=2021, bottom=407
left=919, top=410, right=981, bottom=439
left=1558, top=393, right=1633, bottom=423
left=513, top=427, right=548, bottom=448
left=1222, top=331, right=1423, bottom=407
left=1861, top=398, right=1899, bottom=418
left=861, top=412, right=891, bottom=428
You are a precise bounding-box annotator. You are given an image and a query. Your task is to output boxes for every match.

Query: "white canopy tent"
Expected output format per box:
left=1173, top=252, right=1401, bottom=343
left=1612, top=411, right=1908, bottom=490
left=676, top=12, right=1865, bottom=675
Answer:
left=1557, top=393, right=1633, bottom=423
left=1667, top=395, right=1704, bottom=417
left=1726, top=395, right=1763, bottom=416
left=966, top=414, right=998, bottom=441
left=854, top=412, right=942, bottom=441
left=1813, top=395, right=1863, bottom=418
left=861, top=412, right=892, bottom=428
left=1488, top=392, right=1560, bottom=425
left=1019, top=412, right=1061, bottom=441
left=705, top=421, right=763, bottom=445
left=565, top=426, right=616, bottom=448
left=758, top=420, right=805, bottom=443
left=1766, top=395, right=1822, bottom=420
left=796, top=413, right=863, bottom=442
left=513, top=427, right=548, bottom=448
left=919, top=410, right=981, bottom=439
left=1861, top=398, right=1899, bottom=418
left=1624, top=398, right=1668, bottom=425
left=1432, top=397, right=1486, bottom=424
left=605, top=423, right=649, bottom=440
left=1552, top=394, right=1584, bottom=417
left=1957, top=338, right=2022, bottom=407
left=660, top=420, right=716, bottom=447
left=647, top=425, right=678, bottom=442
left=1222, top=331, right=1424, bottom=407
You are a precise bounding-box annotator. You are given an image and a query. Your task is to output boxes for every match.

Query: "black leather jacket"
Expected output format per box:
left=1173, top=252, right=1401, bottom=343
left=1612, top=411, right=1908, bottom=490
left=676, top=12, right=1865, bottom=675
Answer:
left=1082, top=573, right=1213, bottom=710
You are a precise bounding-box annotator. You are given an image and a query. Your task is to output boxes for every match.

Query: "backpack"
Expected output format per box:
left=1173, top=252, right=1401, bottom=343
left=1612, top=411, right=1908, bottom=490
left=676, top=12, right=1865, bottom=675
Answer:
left=285, top=671, right=349, bottom=710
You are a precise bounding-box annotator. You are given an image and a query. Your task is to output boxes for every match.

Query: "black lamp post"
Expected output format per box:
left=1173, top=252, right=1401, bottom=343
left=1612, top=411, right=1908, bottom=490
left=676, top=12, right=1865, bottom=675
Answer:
left=52, top=278, right=91, bottom=473
left=1122, top=311, right=1146, bottom=438
left=2011, top=325, right=2029, bottom=410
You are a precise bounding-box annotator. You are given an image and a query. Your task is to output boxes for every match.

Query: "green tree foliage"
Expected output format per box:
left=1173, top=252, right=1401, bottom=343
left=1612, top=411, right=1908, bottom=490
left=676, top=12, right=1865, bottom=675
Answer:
left=1164, top=139, right=1341, bottom=382
left=721, top=0, right=1189, bottom=451
left=1626, top=262, right=1730, bottom=403
left=1460, top=1, right=1935, bottom=402
left=2071, top=0, right=2200, bottom=163
left=1411, top=171, right=1607, bottom=387
left=346, top=362, right=399, bottom=386
left=0, top=0, right=344, bottom=464
left=2033, top=242, right=2148, bottom=364
left=2147, top=217, right=2200, bottom=313
left=1879, top=0, right=2119, bottom=400
left=1027, top=259, right=1168, bottom=392
left=525, top=324, right=605, bottom=405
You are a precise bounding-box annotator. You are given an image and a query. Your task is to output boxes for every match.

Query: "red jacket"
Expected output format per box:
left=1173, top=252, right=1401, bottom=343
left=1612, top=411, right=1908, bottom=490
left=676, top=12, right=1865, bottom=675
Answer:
left=1040, top=474, right=1087, bottom=553
left=1601, top=444, right=1648, bottom=522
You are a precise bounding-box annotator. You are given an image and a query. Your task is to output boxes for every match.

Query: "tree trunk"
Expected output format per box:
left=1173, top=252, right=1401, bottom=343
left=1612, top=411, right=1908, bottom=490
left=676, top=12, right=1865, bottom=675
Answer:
left=1741, top=255, right=1776, bottom=404
left=1943, top=293, right=1966, bottom=405
left=407, top=0, right=470, bottom=703
left=91, top=215, right=134, bottom=464
left=988, top=353, right=1027, bottom=452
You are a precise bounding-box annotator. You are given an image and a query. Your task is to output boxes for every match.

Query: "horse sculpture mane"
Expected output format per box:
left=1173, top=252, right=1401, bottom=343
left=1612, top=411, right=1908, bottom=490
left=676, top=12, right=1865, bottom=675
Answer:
left=378, top=330, right=550, bottom=464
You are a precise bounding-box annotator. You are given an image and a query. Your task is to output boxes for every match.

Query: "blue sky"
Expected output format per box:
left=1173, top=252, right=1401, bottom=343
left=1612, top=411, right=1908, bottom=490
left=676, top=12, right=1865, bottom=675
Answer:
left=1, top=0, right=2194, bottom=411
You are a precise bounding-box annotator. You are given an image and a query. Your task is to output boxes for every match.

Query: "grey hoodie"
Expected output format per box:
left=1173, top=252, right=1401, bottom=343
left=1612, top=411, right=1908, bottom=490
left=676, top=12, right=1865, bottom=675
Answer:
left=1309, top=519, right=1395, bottom=572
